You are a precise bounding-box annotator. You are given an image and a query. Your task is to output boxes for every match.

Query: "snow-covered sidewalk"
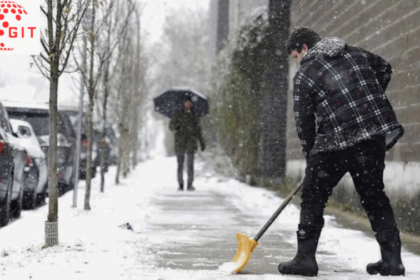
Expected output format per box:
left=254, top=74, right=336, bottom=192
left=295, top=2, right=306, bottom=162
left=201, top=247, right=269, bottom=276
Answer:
left=1, top=157, right=420, bottom=279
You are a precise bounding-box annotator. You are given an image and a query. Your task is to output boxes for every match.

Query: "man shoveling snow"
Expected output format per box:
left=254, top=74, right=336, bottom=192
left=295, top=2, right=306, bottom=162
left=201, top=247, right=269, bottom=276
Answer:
left=279, top=27, right=405, bottom=277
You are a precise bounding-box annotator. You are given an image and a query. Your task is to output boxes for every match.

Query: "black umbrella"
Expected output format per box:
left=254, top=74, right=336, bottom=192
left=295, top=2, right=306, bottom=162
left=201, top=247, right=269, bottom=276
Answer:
left=153, top=87, right=209, bottom=118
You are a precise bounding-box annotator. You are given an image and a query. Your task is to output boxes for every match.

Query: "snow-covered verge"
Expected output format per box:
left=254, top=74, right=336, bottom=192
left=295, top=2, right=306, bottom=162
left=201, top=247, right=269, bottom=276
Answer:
left=0, top=166, right=157, bottom=280
left=287, top=159, right=420, bottom=235
left=287, top=159, right=420, bottom=199
left=0, top=157, right=419, bottom=279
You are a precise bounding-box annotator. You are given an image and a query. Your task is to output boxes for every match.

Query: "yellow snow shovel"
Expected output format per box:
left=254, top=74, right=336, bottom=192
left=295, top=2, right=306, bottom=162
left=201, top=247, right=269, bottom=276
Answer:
left=229, top=179, right=304, bottom=274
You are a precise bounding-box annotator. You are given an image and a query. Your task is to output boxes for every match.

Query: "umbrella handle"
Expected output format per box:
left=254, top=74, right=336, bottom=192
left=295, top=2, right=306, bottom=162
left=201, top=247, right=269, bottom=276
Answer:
left=253, top=179, right=304, bottom=242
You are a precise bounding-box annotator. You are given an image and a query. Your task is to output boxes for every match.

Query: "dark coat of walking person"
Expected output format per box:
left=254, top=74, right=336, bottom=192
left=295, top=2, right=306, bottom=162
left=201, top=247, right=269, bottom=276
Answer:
left=169, top=97, right=205, bottom=191
left=278, top=27, right=405, bottom=277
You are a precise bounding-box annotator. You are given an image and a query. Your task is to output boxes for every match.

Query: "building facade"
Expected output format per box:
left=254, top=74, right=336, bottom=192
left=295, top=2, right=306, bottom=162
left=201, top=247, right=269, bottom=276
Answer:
left=209, top=0, right=420, bottom=202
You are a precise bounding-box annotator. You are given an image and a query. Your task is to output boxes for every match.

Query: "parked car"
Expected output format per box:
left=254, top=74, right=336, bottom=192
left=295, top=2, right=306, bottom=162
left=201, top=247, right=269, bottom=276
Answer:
left=61, top=110, right=100, bottom=179
left=82, top=131, right=99, bottom=178
left=10, top=119, right=48, bottom=209
left=4, top=102, right=76, bottom=194
left=93, top=123, right=117, bottom=173
left=103, top=122, right=118, bottom=167
left=0, top=102, right=26, bottom=227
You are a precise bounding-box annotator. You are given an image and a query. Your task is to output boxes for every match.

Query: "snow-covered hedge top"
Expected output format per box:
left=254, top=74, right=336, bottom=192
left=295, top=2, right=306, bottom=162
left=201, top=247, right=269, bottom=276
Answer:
left=212, top=8, right=269, bottom=95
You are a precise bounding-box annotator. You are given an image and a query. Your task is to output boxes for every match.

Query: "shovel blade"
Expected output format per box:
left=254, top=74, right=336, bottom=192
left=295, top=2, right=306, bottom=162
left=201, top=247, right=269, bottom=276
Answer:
left=230, top=233, right=258, bottom=274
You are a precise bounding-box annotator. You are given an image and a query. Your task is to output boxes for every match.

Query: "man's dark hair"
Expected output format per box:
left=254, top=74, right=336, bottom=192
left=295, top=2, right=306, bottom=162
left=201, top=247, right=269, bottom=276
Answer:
left=287, top=27, right=322, bottom=54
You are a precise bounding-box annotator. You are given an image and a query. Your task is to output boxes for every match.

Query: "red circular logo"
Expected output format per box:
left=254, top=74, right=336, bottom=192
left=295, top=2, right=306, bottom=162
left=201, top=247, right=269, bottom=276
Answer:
left=0, top=0, right=28, bottom=51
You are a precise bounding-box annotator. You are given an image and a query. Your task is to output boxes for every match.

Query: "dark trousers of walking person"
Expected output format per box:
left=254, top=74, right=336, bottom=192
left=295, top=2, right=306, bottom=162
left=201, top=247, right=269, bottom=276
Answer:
left=177, top=152, right=194, bottom=191
left=279, top=135, right=404, bottom=276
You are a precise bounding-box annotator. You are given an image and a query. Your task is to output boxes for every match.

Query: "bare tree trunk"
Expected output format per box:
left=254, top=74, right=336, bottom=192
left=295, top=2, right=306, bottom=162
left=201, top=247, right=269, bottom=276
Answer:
left=122, top=128, right=129, bottom=177
left=115, top=124, right=123, bottom=184
left=84, top=2, right=96, bottom=210
left=114, top=10, right=137, bottom=182
left=48, top=75, right=59, bottom=222
left=84, top=95, right=94, bottom=210
left=131, top=12, right=142, bottom=169
left=116, top=45, right=129, bottom=183
left=45, top=0, right=61, bottom=248
left=131, top=114, right=140, bottom=169
left=100, top=29, right=111, bottom=192
left=100, top=83, right=108, bottom=192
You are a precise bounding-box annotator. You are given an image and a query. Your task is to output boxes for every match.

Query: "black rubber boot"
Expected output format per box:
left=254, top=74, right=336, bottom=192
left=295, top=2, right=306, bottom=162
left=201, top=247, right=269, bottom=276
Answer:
left=367, top=230, right=405, bottom=276
left=178, top=183, right=184, bottom=191
left=187, top=185, right=195, bottom=191
left=278, top=225, right=322, bottom=276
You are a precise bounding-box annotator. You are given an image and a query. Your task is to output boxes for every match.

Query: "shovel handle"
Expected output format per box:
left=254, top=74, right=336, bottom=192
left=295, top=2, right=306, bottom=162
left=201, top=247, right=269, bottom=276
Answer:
left=253, top=179, right=304, bottom=242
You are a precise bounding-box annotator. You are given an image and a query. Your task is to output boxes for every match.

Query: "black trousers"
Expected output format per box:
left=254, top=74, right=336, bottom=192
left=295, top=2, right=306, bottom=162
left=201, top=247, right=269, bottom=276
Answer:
left=300, top=135, right=398, bottom=234
left=177, top=152, right=194, bottom=187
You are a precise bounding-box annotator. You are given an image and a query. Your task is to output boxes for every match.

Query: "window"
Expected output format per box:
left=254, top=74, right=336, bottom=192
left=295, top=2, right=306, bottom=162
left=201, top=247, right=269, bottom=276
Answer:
left=17, top=125, right=32, bottom=138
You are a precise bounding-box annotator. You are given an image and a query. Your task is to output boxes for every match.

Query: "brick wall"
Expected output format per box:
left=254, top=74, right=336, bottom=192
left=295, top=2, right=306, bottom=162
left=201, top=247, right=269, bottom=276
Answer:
left=287, top=0, right=420, bottom=163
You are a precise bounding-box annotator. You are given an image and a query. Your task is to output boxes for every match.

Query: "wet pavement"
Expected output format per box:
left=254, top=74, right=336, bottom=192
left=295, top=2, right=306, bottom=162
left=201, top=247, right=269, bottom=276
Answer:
left=145, top=190, right=289, bottom=274
left=142, top=187, right=364, bottom=277
left=133, top=158, right=420, bottom=279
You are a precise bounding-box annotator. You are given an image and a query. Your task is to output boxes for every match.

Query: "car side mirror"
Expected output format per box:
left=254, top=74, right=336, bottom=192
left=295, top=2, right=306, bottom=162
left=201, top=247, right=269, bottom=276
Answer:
left=17, top=125, right=32, bottom=138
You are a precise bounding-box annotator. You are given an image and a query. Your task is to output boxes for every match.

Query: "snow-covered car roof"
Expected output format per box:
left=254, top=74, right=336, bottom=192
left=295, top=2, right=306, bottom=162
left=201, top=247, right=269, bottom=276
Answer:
left=9, top=119, right=32, bottom=130
left=3, top=100, right=77, bottom=112
left=58, top=104, right=79, bottom=111
left=2, top=100, right=49, bottom=110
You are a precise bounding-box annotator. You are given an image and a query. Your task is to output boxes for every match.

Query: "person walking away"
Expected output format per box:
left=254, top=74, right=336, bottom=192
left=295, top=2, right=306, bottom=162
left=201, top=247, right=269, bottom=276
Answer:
left=278, top=27, right=405, bottom=276
left=169, top=97, right=205, bottom=191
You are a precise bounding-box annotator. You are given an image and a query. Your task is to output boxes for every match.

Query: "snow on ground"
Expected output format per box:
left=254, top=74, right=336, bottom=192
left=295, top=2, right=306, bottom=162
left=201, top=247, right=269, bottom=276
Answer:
left=0, top=157, right=419, bottom=279
left=288, top=159, right=420, bottom=200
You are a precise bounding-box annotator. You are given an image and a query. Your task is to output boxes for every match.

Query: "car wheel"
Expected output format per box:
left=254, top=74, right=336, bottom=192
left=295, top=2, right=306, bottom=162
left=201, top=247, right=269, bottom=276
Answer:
left=23, top=171, right=38, bottom=210
left=36, top=192, right=47, bottom=207
left=0, top=173, right=13, bottom=227
left=10, top=183, right=23, bottom=219
left=67, top=169, right=75, bottom=191
left=63, top=180, right=73, bottom=193
left=23, top=188, right=37, bottom=210
left=57, top=182, right=66, bottom=196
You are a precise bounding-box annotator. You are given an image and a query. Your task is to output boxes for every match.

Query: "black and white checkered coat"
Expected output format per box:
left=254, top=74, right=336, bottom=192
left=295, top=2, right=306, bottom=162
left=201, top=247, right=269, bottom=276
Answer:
left=293, top=37, right=404, bottom=157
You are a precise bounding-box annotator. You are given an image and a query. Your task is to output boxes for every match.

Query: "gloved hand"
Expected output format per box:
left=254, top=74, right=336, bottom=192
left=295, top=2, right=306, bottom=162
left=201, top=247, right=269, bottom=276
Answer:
left=201, top=141, right=206, bottom=152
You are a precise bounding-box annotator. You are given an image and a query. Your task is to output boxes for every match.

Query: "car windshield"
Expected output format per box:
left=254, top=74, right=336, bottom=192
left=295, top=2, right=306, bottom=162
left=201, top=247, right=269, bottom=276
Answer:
left=6, top=110, right=68, bottom=136
left=62, top=111, right=85, bottom=134
left=27, top=115, right=50, bottom=136
left=68, top=115, right=80, bottom=131
left=8, top=112, right=50, bottom=136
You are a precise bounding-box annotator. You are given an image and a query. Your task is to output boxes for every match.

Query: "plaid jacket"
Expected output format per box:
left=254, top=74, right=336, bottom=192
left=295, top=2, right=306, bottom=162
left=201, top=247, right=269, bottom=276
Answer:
left=293, top=37, right=404, bottom=157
